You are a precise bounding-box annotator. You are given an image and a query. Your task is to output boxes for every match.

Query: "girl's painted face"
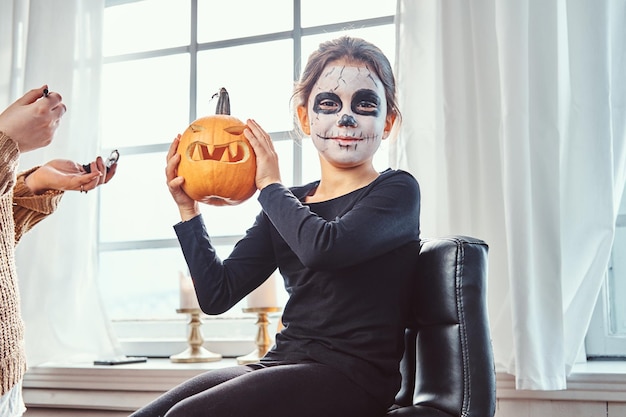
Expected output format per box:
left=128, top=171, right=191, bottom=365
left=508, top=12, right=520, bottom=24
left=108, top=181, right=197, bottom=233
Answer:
left=298, top=63, right=393, bottom=168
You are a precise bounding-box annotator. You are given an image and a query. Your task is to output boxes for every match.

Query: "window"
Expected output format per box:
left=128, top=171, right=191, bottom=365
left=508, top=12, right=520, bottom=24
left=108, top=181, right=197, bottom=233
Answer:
left=99, top=0, right=396, bottom=356
left=585, top=189, right=626, bottom=359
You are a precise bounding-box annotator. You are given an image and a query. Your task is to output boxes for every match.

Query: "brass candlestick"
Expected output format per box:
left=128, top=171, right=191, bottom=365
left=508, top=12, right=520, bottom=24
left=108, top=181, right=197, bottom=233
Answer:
left=170, top=308, right=222, bottom=363
left=236, top=307, right=282, bottom=365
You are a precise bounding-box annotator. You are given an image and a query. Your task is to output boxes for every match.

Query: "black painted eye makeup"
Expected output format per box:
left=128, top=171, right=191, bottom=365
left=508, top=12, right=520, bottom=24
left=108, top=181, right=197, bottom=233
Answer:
left=313, top=92, right=342, bottom=114
left=351, top=89, right=381, bottom=116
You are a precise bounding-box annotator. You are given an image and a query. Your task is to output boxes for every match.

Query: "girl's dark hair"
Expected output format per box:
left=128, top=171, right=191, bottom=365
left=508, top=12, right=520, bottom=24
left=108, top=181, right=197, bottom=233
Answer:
left=293, top=36, right=401, bottom=123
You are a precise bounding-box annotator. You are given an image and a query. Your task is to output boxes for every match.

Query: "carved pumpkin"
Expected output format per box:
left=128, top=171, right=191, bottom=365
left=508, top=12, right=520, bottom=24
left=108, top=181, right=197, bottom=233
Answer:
left=176, top=88, right=256, bottom=206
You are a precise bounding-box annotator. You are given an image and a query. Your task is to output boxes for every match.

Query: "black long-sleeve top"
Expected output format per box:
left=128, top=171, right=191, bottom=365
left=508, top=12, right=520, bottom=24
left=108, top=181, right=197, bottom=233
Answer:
left=174, top=168, right=421, bottom=407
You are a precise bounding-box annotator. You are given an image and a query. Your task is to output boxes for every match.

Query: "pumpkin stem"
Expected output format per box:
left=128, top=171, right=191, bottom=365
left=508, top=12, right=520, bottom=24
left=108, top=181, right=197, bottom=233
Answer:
left=214, top=87, right=231, bottom=115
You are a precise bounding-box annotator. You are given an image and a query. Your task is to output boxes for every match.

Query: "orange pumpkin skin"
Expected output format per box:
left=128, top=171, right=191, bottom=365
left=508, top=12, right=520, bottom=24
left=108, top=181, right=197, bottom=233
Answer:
left=176, top=114, right=257, bottom=206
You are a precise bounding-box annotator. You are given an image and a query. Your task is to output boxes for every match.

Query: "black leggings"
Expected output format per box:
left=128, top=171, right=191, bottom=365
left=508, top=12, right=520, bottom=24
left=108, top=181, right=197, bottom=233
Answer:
left=129, top=361, right=387, bottom=417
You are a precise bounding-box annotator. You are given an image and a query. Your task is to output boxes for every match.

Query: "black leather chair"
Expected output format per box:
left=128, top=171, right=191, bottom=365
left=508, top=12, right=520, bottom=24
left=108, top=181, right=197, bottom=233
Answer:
left=386, top=236, right=496, bottom=416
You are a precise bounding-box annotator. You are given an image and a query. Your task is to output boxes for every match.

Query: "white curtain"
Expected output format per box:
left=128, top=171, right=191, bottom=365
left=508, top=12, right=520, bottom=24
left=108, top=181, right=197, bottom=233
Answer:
left=0, top=0, right=120, bottom=365
left=393, top=0, right=626, bottom=390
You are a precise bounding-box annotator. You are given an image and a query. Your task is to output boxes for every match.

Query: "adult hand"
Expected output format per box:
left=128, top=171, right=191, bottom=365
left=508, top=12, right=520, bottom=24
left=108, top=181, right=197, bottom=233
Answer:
left=166, top=135, right=199, bottom=221
left=24, top=156, right=117, bottom=195
left=0, top=85, right=67, bottom=153
left=244, top=119, right=282, bottom=190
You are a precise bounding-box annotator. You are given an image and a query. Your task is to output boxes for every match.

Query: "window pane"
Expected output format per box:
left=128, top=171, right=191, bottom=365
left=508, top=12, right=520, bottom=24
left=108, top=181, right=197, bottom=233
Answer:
left=301, top=0, right=395, bottom=28
left=197, top=0, right=292, bottom=43
left=101, top=54, right=190, bottom=148
left=99, top=152, right=180, bottom=242
left=608, top=192, right=626, bottom=336
left=196, top=40, right=294, bottom=133
left=98, top=248, right=188, bottom=320
left=104, top=0, right=190, bottom=56
left=608, top=230, right=626, bottom=335
left=98, top=245, right=247, bottom=320
left=589, top=185, right=626, bottom=356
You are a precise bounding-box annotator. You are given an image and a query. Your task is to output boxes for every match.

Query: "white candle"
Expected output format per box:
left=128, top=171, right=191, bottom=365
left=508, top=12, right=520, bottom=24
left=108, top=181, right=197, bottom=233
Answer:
left=246, top=272, right=278, bottom=308
left=179, top=271, right=201, bottom=310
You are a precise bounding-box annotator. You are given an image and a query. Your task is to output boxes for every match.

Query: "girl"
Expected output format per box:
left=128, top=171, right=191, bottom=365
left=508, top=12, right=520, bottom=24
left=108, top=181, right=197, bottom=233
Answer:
left=133, top=36, right=420, bottom=417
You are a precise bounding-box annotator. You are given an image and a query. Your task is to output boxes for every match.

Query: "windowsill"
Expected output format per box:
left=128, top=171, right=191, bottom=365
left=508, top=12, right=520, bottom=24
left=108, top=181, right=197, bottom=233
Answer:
left=496, top=361, right=626, bottom=402
left=23, top=359, right=626, bottom=412
left=23, top=357, right=240, bottom=412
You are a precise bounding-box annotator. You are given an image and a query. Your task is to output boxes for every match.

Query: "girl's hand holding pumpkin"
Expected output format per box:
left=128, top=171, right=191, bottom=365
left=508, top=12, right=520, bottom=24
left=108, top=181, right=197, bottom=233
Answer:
left=166, top=135, right=200, bottom=221
left=244, top=119, right=282, bottom=190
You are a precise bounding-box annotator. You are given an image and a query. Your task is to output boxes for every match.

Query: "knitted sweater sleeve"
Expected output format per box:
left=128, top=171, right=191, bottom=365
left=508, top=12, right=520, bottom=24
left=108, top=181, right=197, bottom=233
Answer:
left=1, top=130, right=65, bottom=243
left=0, top=132, right=19, bottom=197
left=11, top=166, right=64, bottom=243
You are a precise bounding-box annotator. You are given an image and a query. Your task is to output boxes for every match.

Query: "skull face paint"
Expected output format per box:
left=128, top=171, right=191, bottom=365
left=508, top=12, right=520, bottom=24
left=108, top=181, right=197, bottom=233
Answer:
left=305, top=64, right=389, bottom=168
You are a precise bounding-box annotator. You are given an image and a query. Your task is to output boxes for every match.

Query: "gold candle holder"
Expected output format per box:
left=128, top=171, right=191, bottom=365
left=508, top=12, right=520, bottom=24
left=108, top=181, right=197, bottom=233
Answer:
left=170, top=308, right=222, bottom=363
left=236, top=307, right=282, bottom=365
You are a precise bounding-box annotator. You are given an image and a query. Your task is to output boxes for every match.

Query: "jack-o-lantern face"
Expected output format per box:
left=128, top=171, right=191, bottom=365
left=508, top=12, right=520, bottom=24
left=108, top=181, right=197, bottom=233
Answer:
left=176, top=89, right=256, bottom=206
